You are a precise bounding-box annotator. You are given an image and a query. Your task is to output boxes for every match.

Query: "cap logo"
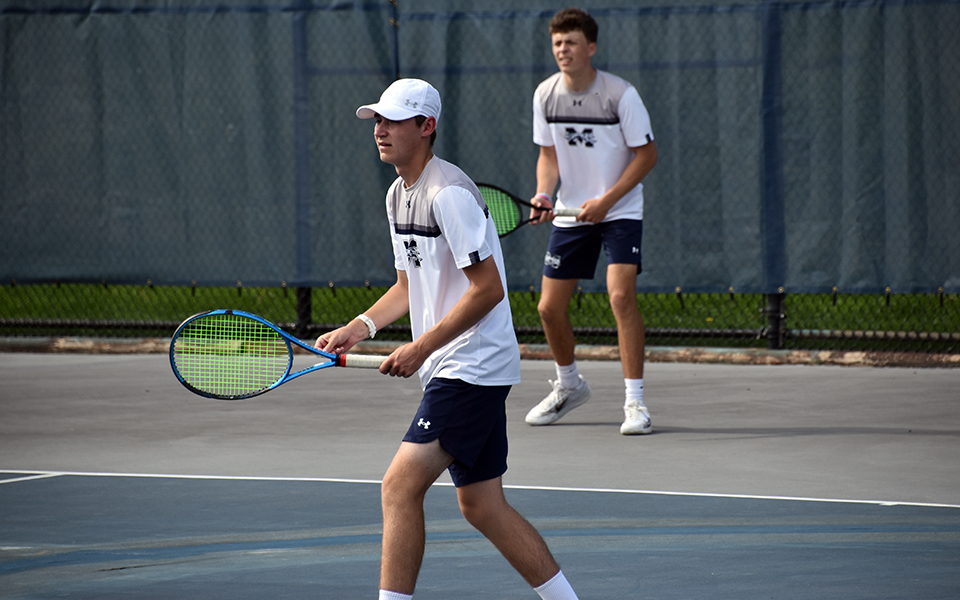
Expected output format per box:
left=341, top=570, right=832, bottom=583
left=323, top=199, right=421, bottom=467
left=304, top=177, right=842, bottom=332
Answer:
left=356, top=79, right=440, bottom=122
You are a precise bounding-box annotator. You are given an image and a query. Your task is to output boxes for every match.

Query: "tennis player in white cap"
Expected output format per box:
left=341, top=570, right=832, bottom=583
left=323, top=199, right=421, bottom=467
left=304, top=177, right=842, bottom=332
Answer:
left=317, top=78, right=580, bottom=600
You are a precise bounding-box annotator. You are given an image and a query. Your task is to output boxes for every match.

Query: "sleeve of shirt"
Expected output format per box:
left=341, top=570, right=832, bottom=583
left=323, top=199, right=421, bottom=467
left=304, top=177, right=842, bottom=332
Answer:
left=433, top=186, right=493, bottom=269
left=618, top=85, right=655, bottom=148
left=386, top=185, right=406, bottom=272
left=532, top=87, right=554, bottom=147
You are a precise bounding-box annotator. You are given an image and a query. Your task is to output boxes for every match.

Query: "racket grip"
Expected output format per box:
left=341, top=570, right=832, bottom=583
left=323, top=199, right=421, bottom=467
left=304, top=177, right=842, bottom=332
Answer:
left=338, top=353, right=386, bottom=369
left=554, top=208, right=582, bottom=217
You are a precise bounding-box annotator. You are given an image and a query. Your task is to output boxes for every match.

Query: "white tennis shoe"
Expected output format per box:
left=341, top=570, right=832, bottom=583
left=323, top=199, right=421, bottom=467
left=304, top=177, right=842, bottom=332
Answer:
left=525, top=376, right=591, bottom=425
left=620, top=401, right=653, bottom=435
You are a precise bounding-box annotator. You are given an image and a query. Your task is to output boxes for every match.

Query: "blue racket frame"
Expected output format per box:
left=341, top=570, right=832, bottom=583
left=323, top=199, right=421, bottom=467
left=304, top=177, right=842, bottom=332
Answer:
left=170, top=309, right=383, bottom=400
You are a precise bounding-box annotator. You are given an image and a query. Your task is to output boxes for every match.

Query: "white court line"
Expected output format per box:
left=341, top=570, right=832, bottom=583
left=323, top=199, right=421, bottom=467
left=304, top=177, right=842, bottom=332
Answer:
left=0, top=469, right=381, bottom=486
left=0, top=472, right=64, bottom=485
left=500, top=483, right=960, bottom=510
left=2, top=469, right=958, bottom=510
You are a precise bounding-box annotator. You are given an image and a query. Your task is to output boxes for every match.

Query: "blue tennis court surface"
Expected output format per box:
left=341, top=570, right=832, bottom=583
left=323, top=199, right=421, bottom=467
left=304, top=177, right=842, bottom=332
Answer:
left=2, top=473, right=959, bottom=599
left=1, top=353, right=959, bottom=598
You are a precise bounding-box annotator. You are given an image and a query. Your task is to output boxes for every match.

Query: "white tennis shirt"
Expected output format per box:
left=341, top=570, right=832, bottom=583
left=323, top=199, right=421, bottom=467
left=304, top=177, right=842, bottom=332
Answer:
left=386, top=156, right=522, bottom=389
left=533, top=70, right=655, bottom=225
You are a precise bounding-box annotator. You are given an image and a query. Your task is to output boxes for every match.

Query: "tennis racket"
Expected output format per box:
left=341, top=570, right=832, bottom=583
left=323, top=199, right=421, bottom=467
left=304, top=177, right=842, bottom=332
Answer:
left=477, top=183, right=581, bottom=238
left=169, top=309, right=385, bottom=400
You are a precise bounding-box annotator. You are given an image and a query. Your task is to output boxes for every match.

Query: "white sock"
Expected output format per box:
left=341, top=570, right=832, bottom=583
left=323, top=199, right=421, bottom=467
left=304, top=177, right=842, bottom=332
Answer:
left=556, top=362, right=580, bottom=389
left=625, top=378, right=645, bottom=407
left=378, top=591, right=412, bottom=600
left=534, top=570, right=579, bottom=600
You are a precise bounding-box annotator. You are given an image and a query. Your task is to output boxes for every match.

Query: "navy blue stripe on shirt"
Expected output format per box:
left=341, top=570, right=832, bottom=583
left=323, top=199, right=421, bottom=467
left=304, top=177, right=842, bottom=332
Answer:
left=395, top=223, right=441, bottom=237
left=546, top=116, right=620, bottom=125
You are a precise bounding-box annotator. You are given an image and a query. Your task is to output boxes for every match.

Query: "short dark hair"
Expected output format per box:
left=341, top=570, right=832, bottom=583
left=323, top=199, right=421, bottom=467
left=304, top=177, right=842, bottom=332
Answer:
left=414, top=115, right=437, bottom=147
left=549, top=8, right=598, bottom=44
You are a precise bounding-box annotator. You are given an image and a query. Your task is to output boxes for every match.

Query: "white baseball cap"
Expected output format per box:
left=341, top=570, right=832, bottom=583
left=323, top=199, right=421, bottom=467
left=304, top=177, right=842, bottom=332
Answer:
left=356, top=78, right=442, bottom=122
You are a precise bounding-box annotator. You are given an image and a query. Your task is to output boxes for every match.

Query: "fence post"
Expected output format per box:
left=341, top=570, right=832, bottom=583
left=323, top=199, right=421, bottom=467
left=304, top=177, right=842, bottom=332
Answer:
left=296, top=287, right=312, bottom=339
left=764, top=292, right=785, bottom=350
left=293, top=5, right=313, bottom=302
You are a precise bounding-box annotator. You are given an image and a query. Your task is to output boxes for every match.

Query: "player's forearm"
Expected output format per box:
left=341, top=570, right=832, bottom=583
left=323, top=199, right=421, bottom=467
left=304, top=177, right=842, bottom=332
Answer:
left=599, top=141, right=658, bottom=209
left=536, top=147, right=560, bottom=197
left=361, top=277, right=410, bottom=336
left=412, top=259, right=504, bottom=358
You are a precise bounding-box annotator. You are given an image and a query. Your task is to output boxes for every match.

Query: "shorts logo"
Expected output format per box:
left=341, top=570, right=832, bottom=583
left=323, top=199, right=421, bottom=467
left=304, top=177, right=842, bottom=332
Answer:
left=417, top=418, right=431, bottom=430
left=544, top=251, right=561, bottom=270
left=632, top=247, right=640, bottom=254
left=404, top=239, right=423, bottom=268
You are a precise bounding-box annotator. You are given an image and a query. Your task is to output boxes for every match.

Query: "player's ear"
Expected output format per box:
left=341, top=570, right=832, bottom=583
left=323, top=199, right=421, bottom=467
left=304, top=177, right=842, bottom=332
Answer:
left=420, top=116, right=437, bottom=138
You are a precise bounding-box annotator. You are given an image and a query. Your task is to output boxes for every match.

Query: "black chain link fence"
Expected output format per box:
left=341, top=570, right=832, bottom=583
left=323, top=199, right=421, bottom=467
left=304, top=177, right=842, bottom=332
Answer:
left=2, top=1, right=958, bottom=356
left=2, top=283, right=958, bottom=354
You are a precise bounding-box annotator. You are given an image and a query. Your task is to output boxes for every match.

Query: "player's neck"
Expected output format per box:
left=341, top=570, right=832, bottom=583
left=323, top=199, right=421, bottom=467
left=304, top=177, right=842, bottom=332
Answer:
left=397, top=149, right=434, bottom=188
left=563, top=66, right=597, bottom=93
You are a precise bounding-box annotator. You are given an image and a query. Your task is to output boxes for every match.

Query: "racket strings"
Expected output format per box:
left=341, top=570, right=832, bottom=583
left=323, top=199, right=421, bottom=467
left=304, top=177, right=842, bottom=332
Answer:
left=172, top=314, right=290, bottom=398
left=480, top=187, right=523, bottom=236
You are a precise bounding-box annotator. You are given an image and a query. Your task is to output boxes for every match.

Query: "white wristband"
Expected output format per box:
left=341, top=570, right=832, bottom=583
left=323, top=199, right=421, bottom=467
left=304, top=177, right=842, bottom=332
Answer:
left=355, top=314, right=376, bottom=340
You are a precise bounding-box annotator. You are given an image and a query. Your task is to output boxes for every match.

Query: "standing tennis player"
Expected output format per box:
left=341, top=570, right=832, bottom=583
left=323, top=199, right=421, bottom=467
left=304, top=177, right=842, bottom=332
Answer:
left=316, top=78, right=579, bottom=600
left=525, top=7, right=658, bottom=435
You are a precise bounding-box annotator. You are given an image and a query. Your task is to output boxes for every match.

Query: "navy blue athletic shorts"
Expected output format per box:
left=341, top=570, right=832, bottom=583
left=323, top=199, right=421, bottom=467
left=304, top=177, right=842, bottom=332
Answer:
left=542, top=219, right=643, bottom=280
left=403, top=378, right=511, bottom=487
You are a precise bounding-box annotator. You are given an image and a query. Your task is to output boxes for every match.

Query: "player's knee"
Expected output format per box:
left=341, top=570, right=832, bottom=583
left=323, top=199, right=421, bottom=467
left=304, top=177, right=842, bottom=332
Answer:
left=537, top=298, right=564, bottom=325
left=608, top=288, right=639, bottom=317
left=380, top=472, right=398, bottom=505
left=458, top=495, right=498, bottom=530
left=457, top=498, right=482, bottom=527
left=381, top=468, right=416, bottom=508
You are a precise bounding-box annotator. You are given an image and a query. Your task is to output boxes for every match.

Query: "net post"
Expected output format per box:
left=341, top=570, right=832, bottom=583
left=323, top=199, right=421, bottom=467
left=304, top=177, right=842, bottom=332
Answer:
left=296, top=287, right=312, bottom=339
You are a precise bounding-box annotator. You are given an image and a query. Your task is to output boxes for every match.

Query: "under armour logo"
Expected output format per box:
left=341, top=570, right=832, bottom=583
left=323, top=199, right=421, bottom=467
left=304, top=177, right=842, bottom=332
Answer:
left=632, top=247, right=640, bottom=254
left=564, top=127, right=596, bottom=147
left=417, top=418, right=431, bottom=430
left=404, top=239, right=423, bottom=268
left=405, top=99, right=419, bottom=109
left=572, top=99, right=582, bottom=107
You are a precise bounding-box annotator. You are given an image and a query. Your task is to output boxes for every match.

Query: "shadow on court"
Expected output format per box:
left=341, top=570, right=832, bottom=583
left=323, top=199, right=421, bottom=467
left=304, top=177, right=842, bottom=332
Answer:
left=1, top=352, right=959, bottom=598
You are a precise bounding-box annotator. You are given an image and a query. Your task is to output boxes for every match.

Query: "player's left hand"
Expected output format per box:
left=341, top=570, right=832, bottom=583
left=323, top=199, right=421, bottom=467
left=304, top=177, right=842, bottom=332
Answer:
left=380, top=342, right=427, bottom=378
left=576, top=198, right=610, bottom=224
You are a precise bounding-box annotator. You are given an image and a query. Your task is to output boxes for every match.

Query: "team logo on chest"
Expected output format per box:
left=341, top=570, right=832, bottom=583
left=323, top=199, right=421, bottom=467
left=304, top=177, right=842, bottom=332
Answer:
left=404, top=239, right=423, bottom=268
left=564, top=127, right=596, bottom=147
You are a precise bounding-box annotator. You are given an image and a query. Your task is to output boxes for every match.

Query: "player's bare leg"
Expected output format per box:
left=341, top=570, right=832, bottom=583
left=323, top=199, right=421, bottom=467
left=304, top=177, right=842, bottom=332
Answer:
left=607, top=263, right=652, bottom=434
left=457, top=477, right=561, bottom=587
left=606, top=264, right=644, bottom=379
left=537, top=276, right=580, bottom=366
left=526, top=276, right=592, bottom=425
left=379, top=440, right=453, bottom=595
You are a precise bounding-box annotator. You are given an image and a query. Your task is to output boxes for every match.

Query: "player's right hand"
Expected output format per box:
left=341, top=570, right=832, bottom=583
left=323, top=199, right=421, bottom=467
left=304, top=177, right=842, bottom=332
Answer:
left=315, top=323, right=364, bottom=354
left=530, top=195, right=556, bottom=225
